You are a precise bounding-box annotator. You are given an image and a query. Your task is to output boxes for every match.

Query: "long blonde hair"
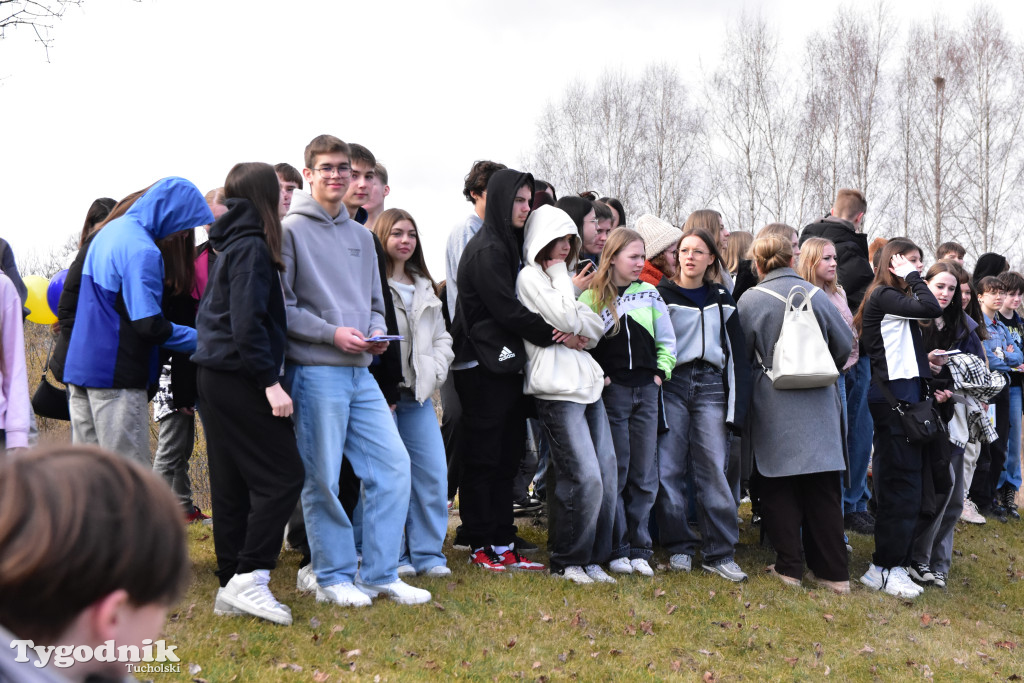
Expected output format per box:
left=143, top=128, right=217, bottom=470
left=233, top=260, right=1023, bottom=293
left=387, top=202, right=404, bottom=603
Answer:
left=797, top=237, right=839, bottom=293
left=586, top=227, right=644, bottom=336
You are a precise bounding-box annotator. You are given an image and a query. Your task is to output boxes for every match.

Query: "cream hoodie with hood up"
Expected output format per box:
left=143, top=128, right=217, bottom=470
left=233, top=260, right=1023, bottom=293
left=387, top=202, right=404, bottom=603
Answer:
left=516, top=205, right=606, bottom=404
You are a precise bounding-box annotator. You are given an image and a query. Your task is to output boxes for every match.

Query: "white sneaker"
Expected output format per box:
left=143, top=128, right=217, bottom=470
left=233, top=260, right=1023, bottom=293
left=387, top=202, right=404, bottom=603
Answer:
left=220, top=570, right=292, bottom=625
left=213, top=588, right=244, bottom=616
left=296, top=565, right=317, bottom=594
left=397, top=564, right=416, bottom=578
left=860, top=564, right=922, bottom=598
left=960, top=498, right=986, bottom=524
left=315, top=581, right=372, bottom=607
left=421, top=565, right=452, bottom=577
left=554, top=565, right=594, bottom=584
left=608, top=557, right=633, bottom=574
left=669, top=554, right=692, bottom=572
left=355, top=578, right=431, bottom=605
left=584, top=564, right=616, bottom=583
left=630, top=558, right=654, bottom=577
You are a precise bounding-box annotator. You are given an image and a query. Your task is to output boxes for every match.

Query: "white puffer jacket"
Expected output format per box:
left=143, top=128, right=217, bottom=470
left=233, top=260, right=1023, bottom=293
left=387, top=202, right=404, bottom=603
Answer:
left=516, top=205, right=606, bottom=404
left=389, top=274, right=453, bottom=404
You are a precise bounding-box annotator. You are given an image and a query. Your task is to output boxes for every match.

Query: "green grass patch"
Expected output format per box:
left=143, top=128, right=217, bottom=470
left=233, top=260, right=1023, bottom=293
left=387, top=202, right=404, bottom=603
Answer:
left=162, top=511, right=1024, bottom=682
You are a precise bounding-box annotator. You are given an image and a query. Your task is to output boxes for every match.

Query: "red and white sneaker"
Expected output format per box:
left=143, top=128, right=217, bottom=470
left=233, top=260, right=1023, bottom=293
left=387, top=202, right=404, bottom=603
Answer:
left=469, top=547, right=507, bottom=572
left=499, top=547, right=546, bottom=571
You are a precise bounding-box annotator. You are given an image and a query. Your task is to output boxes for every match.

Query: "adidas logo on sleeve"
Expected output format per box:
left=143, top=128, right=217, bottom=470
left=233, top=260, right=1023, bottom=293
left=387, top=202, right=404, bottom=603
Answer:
left=498, top=346, right=516, bottom=362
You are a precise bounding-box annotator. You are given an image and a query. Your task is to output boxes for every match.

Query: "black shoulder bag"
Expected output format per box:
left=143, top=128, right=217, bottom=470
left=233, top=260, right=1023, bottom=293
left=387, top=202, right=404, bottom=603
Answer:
left=31, top=335, right=71, bottom=421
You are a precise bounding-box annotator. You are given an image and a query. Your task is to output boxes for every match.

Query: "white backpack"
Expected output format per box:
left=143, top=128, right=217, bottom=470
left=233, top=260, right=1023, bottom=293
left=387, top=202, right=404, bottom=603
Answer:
left=752, top=285, right=839, bottom=390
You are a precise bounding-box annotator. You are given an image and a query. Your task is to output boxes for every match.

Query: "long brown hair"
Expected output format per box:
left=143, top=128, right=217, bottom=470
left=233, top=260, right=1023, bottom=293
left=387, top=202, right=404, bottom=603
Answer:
left=372, top=208, right=438, bottom=293
left=586, top=227, right=644, bottom=336
left=157, top=230, right=196, bottom=296
left=723, top=230, right=753, bottom=273
left=78, top=198, right=116, bottom=247
left=853, top=238, right=922, bottom=334
left=223, top=162, right=285, bottom=271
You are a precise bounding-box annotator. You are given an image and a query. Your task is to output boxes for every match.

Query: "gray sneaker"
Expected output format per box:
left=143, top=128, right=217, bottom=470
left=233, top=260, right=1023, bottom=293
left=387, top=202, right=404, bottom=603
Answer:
left=669, top=553, right=692, bottom=572
left=702, top=559, right=748, bottom=582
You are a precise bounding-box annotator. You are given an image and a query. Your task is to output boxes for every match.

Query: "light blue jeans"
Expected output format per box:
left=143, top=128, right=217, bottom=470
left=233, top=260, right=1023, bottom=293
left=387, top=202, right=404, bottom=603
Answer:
left=395, top=393, right=448, bottom=572
left=655, top=362, right=737, bottom=565
left=998, top=386, right=1022, bottom=491
left=287, top=364, right=411, bottom=587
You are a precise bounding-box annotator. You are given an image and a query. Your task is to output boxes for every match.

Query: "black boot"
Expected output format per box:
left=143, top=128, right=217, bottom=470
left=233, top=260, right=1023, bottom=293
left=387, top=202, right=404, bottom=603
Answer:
left=1003, top=485, right=1020, bottom=521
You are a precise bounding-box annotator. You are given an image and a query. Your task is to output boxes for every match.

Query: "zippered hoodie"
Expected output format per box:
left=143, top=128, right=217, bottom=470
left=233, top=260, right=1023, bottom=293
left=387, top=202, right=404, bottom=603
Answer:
left=579, top=281, right=676, bottom=386
left=281, top=191, right=386, bottom=367
left=657, top=277, right=751, bottom=431
left=516, top=206, right=606, bottom=403
left=451, top=169, right=555, bottom=364
left=192, top=198, right=287, bottom=387
left=64, top=177, right=213, bottom=389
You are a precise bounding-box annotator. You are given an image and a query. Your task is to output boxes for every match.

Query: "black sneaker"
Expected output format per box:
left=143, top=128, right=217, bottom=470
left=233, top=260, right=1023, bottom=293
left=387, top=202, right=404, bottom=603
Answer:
left=844, top=511, right=875, bottom=535
left=907, top=561, right=934, bottom=585
left=513, top=496, right=543, bottom=515
left=931, top=571, right=947, bottom=588
left=1002, top=486, right=1020, bottom=520
left=987, top=498, right=1009, bottom=523
left=513, top=534, right=538, bottom=554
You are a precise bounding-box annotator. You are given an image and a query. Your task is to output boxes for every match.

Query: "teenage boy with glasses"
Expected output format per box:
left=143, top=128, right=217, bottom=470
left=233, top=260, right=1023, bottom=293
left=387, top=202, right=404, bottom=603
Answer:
left=281, top=134, right=426, bottom=607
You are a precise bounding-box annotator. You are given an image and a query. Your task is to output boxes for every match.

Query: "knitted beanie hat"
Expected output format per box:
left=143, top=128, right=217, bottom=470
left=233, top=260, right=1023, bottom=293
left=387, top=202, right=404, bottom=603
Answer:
left=633, top=214, right=682, bottom=261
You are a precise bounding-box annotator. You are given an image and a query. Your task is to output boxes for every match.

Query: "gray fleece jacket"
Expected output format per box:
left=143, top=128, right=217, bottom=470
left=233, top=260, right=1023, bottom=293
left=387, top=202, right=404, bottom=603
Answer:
left=281, top=191, right=387, bottom=367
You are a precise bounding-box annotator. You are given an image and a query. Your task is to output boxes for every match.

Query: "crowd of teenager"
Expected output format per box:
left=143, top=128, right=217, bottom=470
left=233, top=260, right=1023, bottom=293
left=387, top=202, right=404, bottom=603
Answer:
left=0, top=135, right=1021, bottom=632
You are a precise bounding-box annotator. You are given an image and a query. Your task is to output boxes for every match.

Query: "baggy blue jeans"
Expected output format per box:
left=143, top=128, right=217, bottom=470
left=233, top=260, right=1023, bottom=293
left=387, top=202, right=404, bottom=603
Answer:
left=655, top=362, right=738, bottom=564
left=535, top=397, right=617, bottom=572
left=287, top=364, right=411, bottom=587
left=603, top=381, right=660, bottom=560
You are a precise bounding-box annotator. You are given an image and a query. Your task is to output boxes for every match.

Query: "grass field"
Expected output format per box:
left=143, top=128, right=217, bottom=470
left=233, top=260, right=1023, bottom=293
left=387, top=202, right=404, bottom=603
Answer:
left=159, top=507, right=1024, bottom=682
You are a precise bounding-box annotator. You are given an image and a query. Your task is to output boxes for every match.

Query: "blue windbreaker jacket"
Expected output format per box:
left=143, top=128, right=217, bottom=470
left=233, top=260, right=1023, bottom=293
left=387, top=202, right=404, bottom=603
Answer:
left=63, top=177, right=214, bottom=389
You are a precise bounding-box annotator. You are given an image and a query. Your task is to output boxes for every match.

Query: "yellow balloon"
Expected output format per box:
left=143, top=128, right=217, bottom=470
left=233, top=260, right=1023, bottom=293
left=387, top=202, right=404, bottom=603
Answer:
left=24, top=274, right=57, bottom=325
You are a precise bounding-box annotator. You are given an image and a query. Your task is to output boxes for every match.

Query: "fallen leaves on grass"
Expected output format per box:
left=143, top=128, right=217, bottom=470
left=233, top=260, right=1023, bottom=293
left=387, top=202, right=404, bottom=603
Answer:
left=858, top=645, right=874, bottom=655
left=312, top=671, right=330, bottom=682
left=276, top=663, right=302, bottom=672
left=539, top=610, right=552, bottom=622
left=784, top=657, right=798, bottom=667
left=654, top=588, right=666, bottom=598
left=640, top=621, right=655, bottom=635
left=507, top=638, right=517, bottom=649
left=823, top=614, right=834, bottom=623
left=921, top=614, right=932, bottom=627
left=996, top=641, right=1017, bottom=651
left=667, top=604, right=677, bottom=615
left=188, top=663, right=202, bottom=675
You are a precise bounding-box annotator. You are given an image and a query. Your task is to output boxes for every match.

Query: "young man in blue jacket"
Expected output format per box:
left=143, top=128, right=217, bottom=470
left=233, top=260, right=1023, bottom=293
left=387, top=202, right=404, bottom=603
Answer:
left=64, top=177, right=213, bottom=465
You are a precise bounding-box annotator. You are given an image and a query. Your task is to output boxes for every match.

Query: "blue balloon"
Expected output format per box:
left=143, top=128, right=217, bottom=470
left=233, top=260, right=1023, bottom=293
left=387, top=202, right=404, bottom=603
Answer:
left=46, top=269, right=69, bottom=317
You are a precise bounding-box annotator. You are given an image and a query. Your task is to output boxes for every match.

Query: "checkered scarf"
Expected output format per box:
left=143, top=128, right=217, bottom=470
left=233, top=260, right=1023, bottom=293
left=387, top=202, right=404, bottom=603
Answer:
left=947, top=352, right=1006, bottom=402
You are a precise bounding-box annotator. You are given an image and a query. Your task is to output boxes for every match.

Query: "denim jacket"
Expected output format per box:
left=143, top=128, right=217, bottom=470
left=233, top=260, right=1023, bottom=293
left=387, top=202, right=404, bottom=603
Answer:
left=982, top=313, right=1024, bottom=374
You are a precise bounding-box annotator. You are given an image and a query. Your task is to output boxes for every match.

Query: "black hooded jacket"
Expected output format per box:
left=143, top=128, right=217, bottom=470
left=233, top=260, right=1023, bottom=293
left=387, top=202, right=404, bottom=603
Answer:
left=191, top=198, right=287, bottom=387
left=800, top=216, right=874, bottom=313
left=451, top=169, right=555, bottom=363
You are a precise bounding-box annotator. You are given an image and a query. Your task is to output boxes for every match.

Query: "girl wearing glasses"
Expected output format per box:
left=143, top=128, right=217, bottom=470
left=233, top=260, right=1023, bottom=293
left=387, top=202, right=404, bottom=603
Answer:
left=654, top=227, right=752, bottom=582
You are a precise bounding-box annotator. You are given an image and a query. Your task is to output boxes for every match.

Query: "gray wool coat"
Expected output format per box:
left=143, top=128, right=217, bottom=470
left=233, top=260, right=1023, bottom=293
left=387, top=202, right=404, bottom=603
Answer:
left=736, top=268, right=853, bottom=480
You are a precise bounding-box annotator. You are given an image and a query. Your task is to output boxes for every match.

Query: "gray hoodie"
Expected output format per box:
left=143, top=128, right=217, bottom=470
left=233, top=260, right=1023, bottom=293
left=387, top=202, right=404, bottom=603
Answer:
left=281, top=191, right=387, bottom=367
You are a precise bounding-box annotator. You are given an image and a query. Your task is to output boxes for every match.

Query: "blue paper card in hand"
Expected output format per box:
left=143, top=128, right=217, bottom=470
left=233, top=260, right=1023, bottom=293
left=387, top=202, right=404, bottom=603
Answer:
left=364, top=335, right=404, bottom=342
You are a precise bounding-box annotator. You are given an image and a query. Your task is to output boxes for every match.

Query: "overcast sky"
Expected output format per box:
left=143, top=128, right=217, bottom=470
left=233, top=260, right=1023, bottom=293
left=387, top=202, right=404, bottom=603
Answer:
left=2, top=0, right=1021, bottom=277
